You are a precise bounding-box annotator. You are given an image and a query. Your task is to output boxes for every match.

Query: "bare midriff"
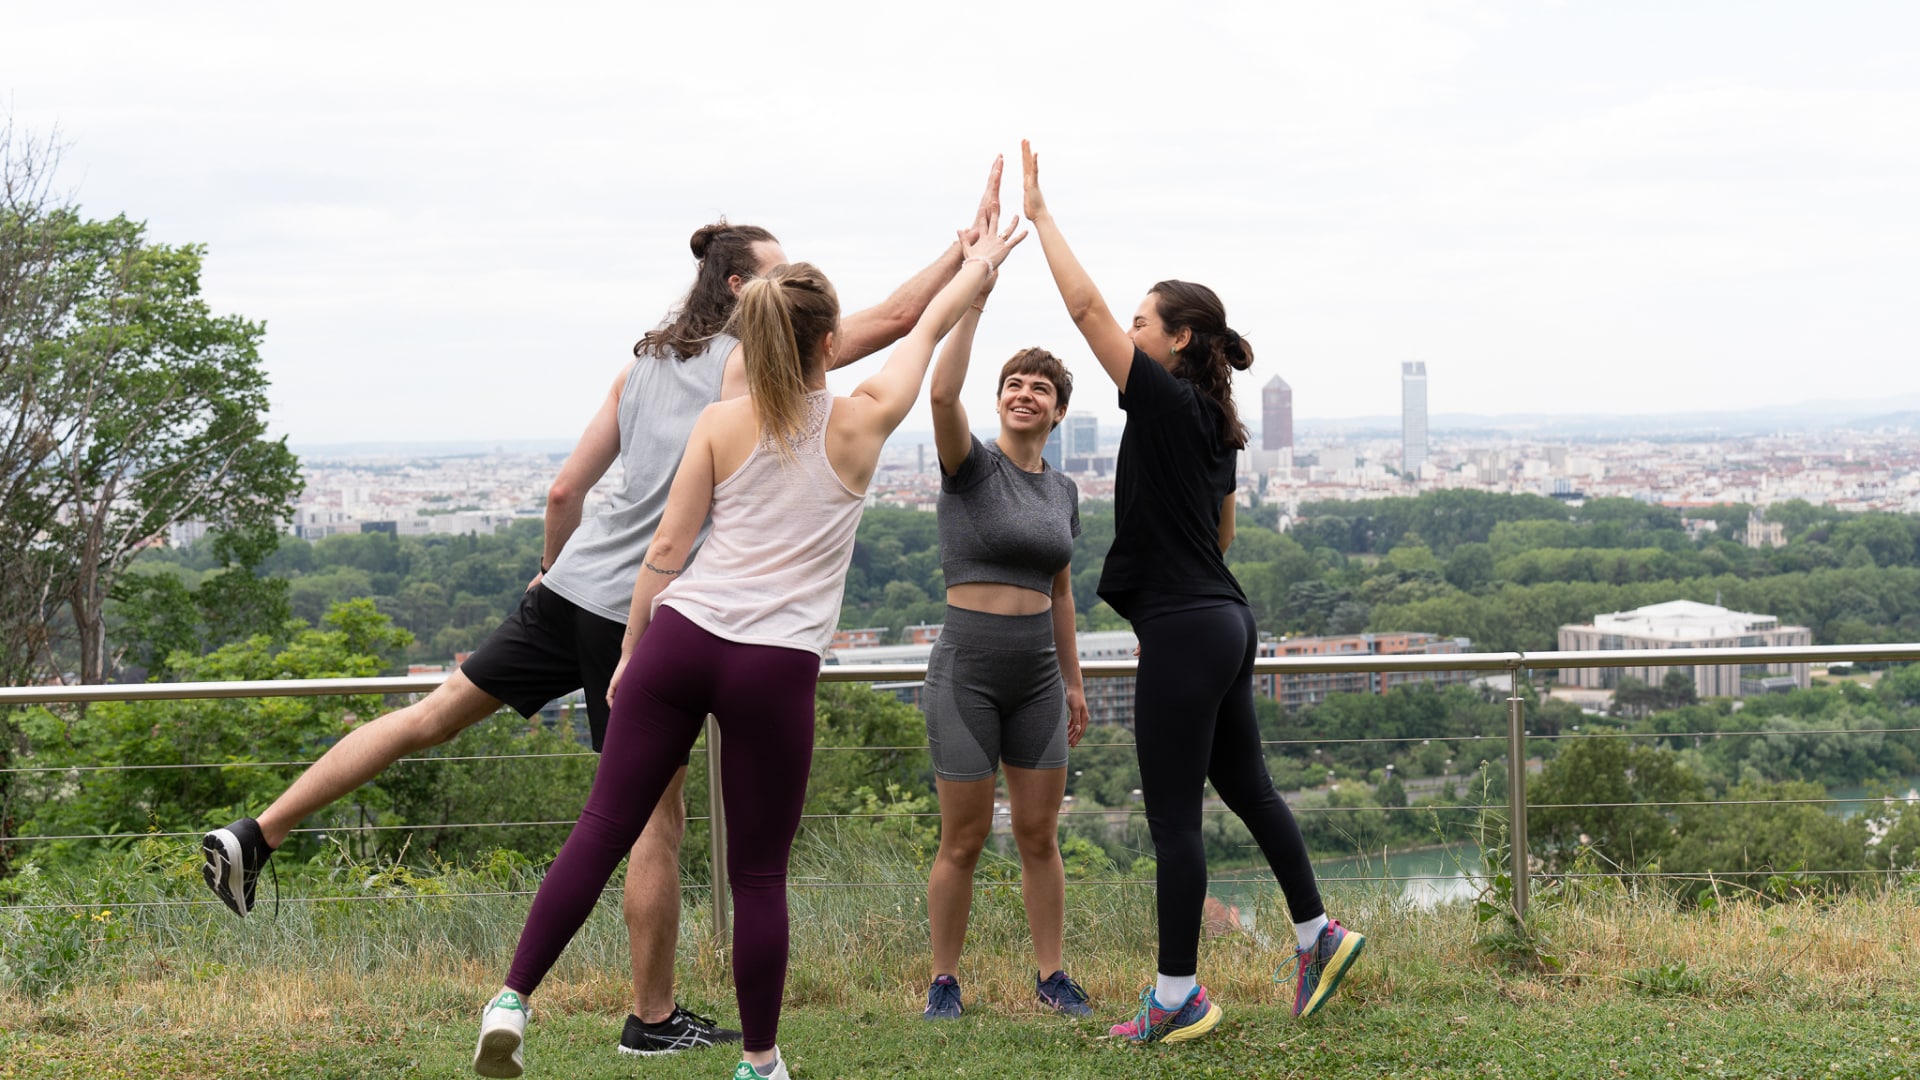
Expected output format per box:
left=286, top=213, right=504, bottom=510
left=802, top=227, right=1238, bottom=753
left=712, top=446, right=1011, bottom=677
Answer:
left=946, top=582, right=1052, bottom=617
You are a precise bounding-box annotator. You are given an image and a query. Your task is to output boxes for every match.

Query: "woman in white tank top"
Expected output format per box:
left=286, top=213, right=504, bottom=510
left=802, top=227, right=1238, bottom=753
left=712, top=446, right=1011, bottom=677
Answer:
left=473, top=201, right=1026, bottom=1080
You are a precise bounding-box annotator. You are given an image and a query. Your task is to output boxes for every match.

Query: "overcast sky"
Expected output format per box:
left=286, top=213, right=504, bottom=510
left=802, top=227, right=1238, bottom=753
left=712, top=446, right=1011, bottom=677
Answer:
left=6, top=2, right=1917, bottom=445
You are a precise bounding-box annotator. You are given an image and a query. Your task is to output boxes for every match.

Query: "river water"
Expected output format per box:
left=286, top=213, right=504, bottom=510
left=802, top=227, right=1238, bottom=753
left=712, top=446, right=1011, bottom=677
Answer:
left=1209, top=845, right=1486, bottom=928
left=1202, top=777, right=1920, bottom=930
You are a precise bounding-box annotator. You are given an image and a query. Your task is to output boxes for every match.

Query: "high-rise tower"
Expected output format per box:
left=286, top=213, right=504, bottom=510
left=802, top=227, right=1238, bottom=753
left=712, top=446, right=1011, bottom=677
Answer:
left=1401, top=361, right=1428, bottom=476
left=1262, top=375, right=1292, bottom=451
left=1064, top=414, right=1099, bottom=459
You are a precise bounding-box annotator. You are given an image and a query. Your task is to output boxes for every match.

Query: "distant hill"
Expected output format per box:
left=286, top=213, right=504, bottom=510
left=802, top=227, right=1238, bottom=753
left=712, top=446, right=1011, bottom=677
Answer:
left=1292, top=392, right=1920, bottom=440
left=291, top=438, right=579, bottom=461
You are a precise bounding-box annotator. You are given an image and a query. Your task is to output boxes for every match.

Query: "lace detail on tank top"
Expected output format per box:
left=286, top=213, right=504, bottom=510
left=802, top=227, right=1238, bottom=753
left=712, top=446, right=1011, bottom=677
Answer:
left=762, top=389, right=833, bottom=457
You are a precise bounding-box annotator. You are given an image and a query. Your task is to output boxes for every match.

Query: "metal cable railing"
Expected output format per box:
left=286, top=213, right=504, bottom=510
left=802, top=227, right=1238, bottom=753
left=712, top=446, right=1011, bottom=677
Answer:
left=6, top=725, right=1916, bottom=779
left=5, top=642, right=1920, bottom=927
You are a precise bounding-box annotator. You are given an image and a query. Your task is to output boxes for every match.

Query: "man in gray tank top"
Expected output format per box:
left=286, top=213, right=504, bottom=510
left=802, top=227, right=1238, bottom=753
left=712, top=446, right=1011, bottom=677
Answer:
left=200, top=161, right=1009, bottom=1056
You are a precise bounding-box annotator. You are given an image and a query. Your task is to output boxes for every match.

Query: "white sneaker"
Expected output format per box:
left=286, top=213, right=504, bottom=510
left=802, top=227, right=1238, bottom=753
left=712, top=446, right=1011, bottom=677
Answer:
left=473, top=990, right=529, bottom=1078
left=731, top=1046, right=791, bottom=1080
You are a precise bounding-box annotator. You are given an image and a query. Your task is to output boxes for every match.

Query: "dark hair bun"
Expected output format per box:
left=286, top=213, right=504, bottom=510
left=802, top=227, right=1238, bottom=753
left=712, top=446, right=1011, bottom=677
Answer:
left=689, top=219, right=732, bottom=260
left=1222, top=328, right=1254, bottom=371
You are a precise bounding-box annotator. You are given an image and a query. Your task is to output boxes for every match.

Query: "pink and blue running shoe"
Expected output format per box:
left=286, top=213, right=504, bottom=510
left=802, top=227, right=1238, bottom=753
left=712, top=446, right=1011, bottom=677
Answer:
left=1288, top=919, right=1366, bottom=1018
left=1107, top=984, right=1222, bottom=1043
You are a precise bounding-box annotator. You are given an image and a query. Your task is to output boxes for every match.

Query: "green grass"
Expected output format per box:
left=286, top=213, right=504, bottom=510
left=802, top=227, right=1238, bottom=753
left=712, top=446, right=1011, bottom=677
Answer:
left=7, top=972, right=1919, bottom=1079
left=7, top=835, right=1920, bottom=1077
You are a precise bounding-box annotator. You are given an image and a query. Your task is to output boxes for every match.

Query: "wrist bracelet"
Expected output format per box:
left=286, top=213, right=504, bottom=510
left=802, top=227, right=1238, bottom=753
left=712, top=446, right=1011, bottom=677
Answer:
left=961, top=255, right=993, bottom=274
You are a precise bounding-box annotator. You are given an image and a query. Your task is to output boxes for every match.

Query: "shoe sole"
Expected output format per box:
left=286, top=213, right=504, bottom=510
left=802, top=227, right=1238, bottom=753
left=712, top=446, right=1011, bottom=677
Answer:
left=1300, top=932, right=1367, bottom=1018
left=473, top=1027, right=524, bottom=1078
left=1159, top=1001, right=1223, bottom=1043
left=200, top=830, right=248, bottom=918
left=617, top=1041, right=719, bottom=1057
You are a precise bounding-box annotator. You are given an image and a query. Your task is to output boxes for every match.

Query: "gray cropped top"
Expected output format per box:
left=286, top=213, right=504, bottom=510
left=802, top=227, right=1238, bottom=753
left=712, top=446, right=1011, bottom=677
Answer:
left=938, top=435, right=1081, bottom=596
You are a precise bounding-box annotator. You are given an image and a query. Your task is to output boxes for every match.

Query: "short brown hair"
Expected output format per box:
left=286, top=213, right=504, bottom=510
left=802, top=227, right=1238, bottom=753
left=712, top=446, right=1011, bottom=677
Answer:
left=998, top=348, right=1073, bottom=427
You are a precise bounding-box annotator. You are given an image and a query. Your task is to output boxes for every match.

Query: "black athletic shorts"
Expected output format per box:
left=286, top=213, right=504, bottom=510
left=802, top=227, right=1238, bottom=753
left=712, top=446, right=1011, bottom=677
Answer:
left=461, top=583, right=686, bottom=762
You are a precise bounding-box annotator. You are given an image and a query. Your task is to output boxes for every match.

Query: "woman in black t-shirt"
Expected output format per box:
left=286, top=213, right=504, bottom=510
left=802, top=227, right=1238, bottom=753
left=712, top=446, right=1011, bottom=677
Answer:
left=1021, top=141, right=1366, bottom=1043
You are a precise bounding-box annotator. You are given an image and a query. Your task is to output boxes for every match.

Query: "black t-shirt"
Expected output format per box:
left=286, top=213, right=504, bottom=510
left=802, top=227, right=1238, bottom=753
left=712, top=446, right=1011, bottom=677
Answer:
left=1096, top=348, right=1247, bottom=620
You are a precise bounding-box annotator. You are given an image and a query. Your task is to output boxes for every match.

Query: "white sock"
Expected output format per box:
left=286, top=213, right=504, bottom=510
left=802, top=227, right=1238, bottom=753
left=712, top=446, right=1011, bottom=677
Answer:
left=1295, top=914, right=1330, bottom=952
left=752, top=1049, right=782, bottom=1077
left=1154, top=973, right=1197, bottom=1006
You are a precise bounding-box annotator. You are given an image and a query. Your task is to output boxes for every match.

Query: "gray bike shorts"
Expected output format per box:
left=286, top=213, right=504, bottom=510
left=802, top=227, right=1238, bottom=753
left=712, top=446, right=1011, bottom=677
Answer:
left=921, top=605, right=1068, bottom=782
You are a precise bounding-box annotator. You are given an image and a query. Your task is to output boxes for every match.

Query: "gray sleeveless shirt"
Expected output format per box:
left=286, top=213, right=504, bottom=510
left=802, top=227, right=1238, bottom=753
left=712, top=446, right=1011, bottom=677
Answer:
left=540, top=332, right=736, bottom=622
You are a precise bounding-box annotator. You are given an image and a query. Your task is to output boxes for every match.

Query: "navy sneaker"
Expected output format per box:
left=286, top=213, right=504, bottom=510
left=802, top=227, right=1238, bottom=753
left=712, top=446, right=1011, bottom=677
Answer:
left=1036, top=969, right=1093, bottom=1017
left=923, top=974, right=964, bottom=1020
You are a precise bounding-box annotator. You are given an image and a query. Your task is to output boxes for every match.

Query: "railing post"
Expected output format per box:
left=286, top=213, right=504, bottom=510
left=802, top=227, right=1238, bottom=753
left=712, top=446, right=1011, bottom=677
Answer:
left=1505, top=663, right=1530, bottom=921
left=704, top=715, right=730, bottom=944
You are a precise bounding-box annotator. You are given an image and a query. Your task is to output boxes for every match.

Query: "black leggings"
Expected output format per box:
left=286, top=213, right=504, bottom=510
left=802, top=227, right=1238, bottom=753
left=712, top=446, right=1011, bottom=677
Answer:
left=1133, top=601, right=1323, bottom=977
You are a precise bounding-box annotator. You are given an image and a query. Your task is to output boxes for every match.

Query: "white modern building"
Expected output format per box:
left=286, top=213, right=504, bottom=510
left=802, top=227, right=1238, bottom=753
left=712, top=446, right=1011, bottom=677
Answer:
left=1556, top=600, right=1811, bottom=698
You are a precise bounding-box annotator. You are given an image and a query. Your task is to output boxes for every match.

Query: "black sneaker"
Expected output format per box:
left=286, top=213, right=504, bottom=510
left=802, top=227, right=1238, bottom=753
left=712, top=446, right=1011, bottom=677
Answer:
left=923, top=974, right=964, bottom=1020
left=617, top=1006, right=742, bottom=1056
left=201, top=817, right=274, bottom=918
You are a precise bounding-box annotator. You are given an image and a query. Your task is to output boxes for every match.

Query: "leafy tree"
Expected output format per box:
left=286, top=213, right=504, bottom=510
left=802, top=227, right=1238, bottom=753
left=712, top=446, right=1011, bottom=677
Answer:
left=1444, top=542, right=1496, bottom=592
left=1283, top=579, right=1347, bottom=635
left=1666, top=780, right=1870, bottom=899
left=109, top=532, right=291, bottom=680
left=1327, top=600, right=1371, bottom=635
left=16, top=600, right=410, bottom=865
left=1528, top=736, right=1701, bottom=872
left=3, top=176, right=298, bottom=684
left=0, top=123, right=77, bottom=693
left=1868, top=800, right=1920, bottom=873
left=1830, top=513, right=1916, bottom=569
left=1659, top=671, right=1698, bottom=709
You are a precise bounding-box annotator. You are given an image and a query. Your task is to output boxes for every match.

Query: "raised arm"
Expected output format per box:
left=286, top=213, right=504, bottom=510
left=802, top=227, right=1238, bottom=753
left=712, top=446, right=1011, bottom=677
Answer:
left=928, top=271, right=996, bottom=474
left=848, top=213, right=1025, bottom=435
left=1021, top=140, right=1135, bottom=391
left=832, top=156, right=1007, bottom=369
left=534, top=362, right=629, bottom=586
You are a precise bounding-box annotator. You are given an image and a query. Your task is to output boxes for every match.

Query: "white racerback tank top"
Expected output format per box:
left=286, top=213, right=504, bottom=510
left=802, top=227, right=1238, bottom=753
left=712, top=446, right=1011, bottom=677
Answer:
left=656, top=390, right=865, bottom=655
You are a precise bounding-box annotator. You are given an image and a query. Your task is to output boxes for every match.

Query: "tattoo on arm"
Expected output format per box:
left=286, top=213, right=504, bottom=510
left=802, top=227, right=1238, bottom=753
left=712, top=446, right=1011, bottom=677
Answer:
left=644, top=560, right=682, bottom=576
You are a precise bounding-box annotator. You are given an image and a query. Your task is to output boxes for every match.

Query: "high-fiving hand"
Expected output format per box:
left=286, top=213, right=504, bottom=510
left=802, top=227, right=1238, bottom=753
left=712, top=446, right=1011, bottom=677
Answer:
left=962, top=155, right=1005, bottom=247
left=1021, top=139, right=1048, bottom=222
left=959, top=202, right=1027, bottom=273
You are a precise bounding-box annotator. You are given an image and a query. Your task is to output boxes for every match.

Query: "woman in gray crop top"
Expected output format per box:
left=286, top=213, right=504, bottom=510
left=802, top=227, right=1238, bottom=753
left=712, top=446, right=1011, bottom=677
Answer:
left=917, top=268, right=1094, bottom=1022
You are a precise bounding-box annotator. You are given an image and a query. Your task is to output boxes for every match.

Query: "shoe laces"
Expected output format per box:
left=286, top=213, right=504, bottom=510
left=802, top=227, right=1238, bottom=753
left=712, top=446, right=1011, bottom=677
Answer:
left=927, top=978, right=962, bottom=1014
left=670, top=1005, right=719, bottom=1032
left=1039, top=971, right=1089, bottom=1004
left=1125, top=985, right=1158, bottom=1032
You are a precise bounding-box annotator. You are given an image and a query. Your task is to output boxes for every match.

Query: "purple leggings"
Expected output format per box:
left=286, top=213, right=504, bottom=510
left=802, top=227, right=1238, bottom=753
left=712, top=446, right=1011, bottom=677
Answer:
left=504, top=604, right=818, bottom=1053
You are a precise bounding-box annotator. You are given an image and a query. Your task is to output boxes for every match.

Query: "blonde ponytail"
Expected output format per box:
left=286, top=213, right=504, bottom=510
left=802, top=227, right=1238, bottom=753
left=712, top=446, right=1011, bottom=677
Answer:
left=728, top=263, right=839, bottom=459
